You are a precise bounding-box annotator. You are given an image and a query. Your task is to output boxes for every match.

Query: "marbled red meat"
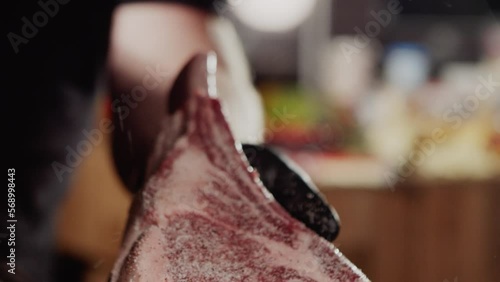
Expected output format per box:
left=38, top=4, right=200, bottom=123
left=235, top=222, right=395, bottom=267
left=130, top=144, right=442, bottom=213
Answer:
left=110, top=57, right=369, bottom=282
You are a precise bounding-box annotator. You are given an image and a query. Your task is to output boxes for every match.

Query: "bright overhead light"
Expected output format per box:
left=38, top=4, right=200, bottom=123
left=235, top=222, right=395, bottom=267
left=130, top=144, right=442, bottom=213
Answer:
left=233, top=0, right=317, bottom=33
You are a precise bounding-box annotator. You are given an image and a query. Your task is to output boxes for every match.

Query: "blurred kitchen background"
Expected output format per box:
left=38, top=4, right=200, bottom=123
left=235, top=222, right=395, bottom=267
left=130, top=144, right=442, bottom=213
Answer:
left=56, top=1, right=499, bottom=282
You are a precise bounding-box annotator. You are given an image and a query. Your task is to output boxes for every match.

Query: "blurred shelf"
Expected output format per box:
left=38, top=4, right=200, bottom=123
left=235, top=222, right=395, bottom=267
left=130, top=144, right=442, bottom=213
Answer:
left=287, top=151, right=390, bottom=190
left=324, top=178, right=500, bottom=282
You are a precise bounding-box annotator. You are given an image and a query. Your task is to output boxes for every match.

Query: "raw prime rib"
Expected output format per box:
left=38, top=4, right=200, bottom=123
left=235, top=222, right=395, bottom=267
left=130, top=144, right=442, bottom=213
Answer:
left=110, top=55, right=369, bottom=282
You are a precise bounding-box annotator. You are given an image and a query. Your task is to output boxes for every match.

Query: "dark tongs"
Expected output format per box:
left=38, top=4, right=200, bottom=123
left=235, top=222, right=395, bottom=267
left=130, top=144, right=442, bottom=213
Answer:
left=242, top=144, right=341, bottom=241
left=193, top=50, right=342, bottom=241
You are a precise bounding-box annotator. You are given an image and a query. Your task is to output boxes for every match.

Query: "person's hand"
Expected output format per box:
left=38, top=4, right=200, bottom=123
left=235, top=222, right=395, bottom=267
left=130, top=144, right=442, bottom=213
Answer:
left=108, top=3, right=265, bottom=192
